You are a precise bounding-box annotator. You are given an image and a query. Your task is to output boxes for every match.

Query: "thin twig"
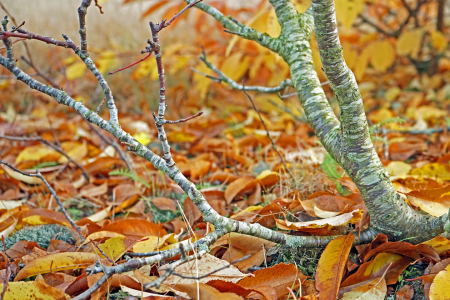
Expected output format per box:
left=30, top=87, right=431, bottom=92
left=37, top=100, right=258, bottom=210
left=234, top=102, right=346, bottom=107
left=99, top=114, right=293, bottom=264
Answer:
left=154, top=111, right=203, bottom=125
left=20, top=55, right=60, bottom=88
left=158, top=0, right=203, bottom=31
left=242, top=82, right=295, bottom=181
left=96, top=97, right=106, bottom=114
left=0, top=158, right=85, bottom=243
left=93, top=0, right=104, bottom=14
left=108, top=52, right=152, bottom=75
left=85, top=122, right=133, bottom=171
left=0, top=135, right=90, bottom=182
left=90, top=239, right=115, bottom=265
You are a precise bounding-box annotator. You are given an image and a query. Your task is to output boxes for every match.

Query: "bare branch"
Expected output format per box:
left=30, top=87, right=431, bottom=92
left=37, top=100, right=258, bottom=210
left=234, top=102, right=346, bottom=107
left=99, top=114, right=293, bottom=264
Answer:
left=199, top=52, right=293, bottom=93
left=0, top=158, right=85, bottom=243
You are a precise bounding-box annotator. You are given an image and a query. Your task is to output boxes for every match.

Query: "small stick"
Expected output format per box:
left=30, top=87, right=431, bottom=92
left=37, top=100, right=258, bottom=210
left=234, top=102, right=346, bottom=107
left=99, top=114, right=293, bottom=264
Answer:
left=242, top=82, right=295, bottom=181
left=0, top=158, right=85, bottom=243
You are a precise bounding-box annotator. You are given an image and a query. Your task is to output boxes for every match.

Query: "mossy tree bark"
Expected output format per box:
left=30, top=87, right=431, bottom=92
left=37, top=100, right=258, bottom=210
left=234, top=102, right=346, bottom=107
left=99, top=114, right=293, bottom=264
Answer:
left=188, top=0, right=450, bottom=243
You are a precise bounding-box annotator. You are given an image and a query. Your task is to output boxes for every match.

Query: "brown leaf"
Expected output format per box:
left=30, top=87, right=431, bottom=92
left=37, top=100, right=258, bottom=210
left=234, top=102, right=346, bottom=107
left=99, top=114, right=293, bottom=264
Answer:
left=99, top=219, right=167, bottom=240
left=340, top=253, right=412, bottom=294
left=363, top=241, right=440, bottom=262
left=396, top=284, right=414, bottom=300
left=211, top=233, right=276, bottom=272
left=224, top=177, right=257, bottom=204
left=238, top=263, right=306, bottom=299
left=151, top=197, right=177, bottom=212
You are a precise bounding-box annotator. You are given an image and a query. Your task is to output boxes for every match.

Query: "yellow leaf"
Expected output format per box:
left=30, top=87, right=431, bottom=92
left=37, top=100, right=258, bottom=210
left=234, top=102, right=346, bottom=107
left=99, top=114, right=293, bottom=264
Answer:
left=335, top=0, right=364, bottom=31
left=97, top=237, right=127, bottom=262
left=0, top=280, right=68, bottom=300
left=133, top=132, right=152, bottom=145
left=220, top=52, right=250, bottom=82
left=410, top=163, right=450, bottom=180
left=225, top=8, right=267, bottom=57
left=354, top=46, right=371, bottom=81
left=16, top=145, right=61, bottom=164
left=370, top=40, right=396, bottom=71
left=66, top=61, right=86, bottom=81
left=431, top=30, right=448, bottom=52
left=341, top=276, right=387, bottom=300
left=96, top=51, right=117, bottom=74
left=59, top=141, right=88, bottom=164
left=166, top=131, right=196, bottom=143
left=81, top=231, right=126, bottom=246
left=293, top=0, right=312, bottom=13
left=430, top=264, right=450, bottom=299
left=385, top=86, right=401, bottom=101
left=386, top=161, right=412, bottom=176
left=266, top=9, right=281, bottom=38
left=15, top=252, right=99, bottom=281
left=132, top=234, right=171, bottom=253
left=396, top=29, right=424, bottom=59
left=421, top=236, right=450, bottom=255
left=414, top=105, right=447, bottom=121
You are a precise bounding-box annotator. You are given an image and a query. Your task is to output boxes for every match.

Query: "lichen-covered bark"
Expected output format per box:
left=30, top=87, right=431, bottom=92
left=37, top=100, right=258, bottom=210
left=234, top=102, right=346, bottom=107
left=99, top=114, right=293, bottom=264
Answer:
left=308, top=0, right=448, bottom=242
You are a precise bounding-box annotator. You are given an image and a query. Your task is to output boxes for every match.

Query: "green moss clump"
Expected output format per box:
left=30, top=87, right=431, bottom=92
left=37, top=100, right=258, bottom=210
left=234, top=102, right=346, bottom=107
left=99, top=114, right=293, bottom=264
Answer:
left=2, top=225, right=75, bottom=251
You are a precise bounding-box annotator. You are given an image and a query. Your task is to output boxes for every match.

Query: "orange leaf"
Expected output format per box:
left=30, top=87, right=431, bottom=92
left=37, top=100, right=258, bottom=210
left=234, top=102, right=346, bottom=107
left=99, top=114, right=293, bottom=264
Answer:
left=315, top=233, right=355, bottom=299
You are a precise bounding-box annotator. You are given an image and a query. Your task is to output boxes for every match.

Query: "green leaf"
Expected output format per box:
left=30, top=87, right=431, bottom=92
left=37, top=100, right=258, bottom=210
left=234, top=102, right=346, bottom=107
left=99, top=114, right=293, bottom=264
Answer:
left=320, top=153, right=344, bottom=179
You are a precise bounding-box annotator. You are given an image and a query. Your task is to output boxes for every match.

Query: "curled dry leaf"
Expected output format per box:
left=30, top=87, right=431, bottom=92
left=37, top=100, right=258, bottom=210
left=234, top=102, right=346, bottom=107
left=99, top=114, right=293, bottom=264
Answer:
left=210, top=232, right=276, bottom=272
left=275, top=209, right=363, bottom=234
